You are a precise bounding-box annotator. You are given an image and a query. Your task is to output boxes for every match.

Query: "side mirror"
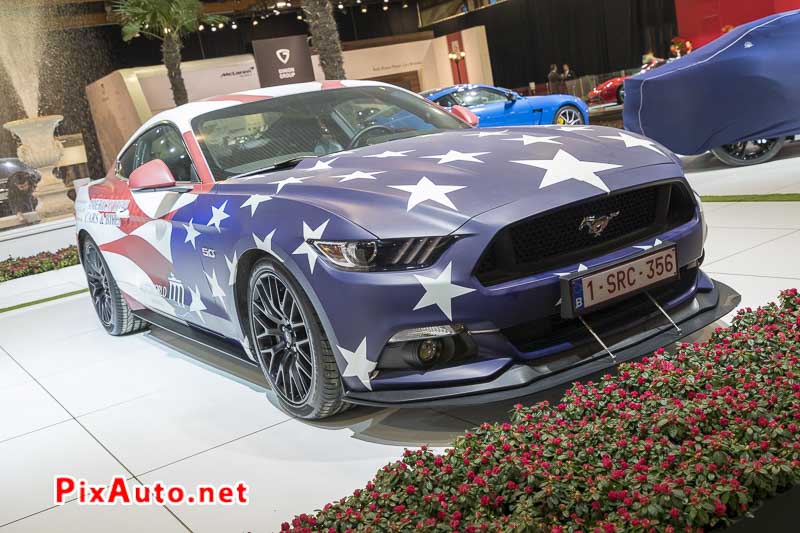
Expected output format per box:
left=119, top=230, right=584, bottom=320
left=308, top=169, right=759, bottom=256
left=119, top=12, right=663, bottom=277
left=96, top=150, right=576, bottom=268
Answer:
left=129, top=159, right=176, bottom=190
left=450, top=105, right=480, bottom=128
left=505, top=91, right=518, bottom=102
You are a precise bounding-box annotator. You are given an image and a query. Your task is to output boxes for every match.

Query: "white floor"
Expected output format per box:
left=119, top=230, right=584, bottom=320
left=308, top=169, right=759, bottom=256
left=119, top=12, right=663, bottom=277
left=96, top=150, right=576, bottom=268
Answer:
left=1, top=164, right=799, bottom=531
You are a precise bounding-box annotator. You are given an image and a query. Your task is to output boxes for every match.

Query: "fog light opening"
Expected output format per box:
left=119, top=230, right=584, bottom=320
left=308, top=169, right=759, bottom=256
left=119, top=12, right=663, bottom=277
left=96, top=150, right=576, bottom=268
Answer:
left=417, top=339, right=443, bottom=366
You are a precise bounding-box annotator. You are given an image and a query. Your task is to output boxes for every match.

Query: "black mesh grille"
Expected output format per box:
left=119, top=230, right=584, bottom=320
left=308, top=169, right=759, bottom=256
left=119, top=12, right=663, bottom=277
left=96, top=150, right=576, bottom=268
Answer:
left=475, top=182, right=695, bottom=285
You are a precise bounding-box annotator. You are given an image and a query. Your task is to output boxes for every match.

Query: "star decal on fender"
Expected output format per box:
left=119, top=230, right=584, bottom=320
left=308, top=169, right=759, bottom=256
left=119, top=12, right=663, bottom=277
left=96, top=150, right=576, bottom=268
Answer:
left=634, top=238, right=663, bottom=251
left=225, top=251, right=238, bottom=286
left=269, top=176, right=310, bottom=193
left=188, top=285, right=206, bottom=323
left=241, top=194, right=272, bottom=216
left=306, top=157, right=339, bottom=171
left=364, top=150, right=415, bottom=158
left=503, top=134, right=562, bottom=146
left=512, top=149, right=621, bottom=193
left=599, top=132, right=666, bottom=156
left=388, top=176, right=465, bottom=212
left=466, top=129, right=508, bottom=137
left=421, top=150, right=489, bottom=165
left=183, top=219, right=200, bottom=249
left=338, top=337, right=377, bottom=390
left=332, top=170, right=386, bottom=183
left=413, top=262, right=475, bottom=320
left=253, top=229, right=282, bottom=261
left=557, top=126, right=593, bottom=132
left=292, top=220, right=329, bottom=273
left=208, top=201, right=230, bottom=232
left=204, top=269, right=228, bottom=312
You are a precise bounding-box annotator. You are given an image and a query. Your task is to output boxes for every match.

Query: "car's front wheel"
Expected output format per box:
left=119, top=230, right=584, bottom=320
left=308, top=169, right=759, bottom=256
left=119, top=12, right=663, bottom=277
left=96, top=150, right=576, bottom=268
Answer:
left=616, top=85, right=625, bottom=105
left=82, top=237, right=147, bottom=336
left=710, top=138, right=786, bottom=166
left=553, top=105, right=585, bottom=125
left=247, top=257, right=348, bottom=419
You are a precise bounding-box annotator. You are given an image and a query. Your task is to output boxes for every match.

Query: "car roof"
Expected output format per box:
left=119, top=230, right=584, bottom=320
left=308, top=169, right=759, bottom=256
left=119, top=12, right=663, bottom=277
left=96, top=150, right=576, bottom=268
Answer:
left=422, top=84, right=506, bottom=101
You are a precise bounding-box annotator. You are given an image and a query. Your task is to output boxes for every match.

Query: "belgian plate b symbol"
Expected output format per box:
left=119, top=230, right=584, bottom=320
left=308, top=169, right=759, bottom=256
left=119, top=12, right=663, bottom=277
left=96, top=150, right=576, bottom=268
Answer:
left=276, top=49, right=291, bottom=65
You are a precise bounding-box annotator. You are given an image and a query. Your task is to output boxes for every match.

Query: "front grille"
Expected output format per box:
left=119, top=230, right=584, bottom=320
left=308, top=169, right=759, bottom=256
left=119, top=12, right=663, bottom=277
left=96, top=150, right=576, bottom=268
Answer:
left=503, top=268, right=698, bottom=355
left=475, top=182, right=695, bottom=285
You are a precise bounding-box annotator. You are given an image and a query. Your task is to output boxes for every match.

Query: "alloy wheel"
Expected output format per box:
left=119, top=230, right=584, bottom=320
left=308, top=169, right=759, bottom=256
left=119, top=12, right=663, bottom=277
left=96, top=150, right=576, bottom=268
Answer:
left=85, top=244, right=114, bottom=328
left=556, top=107, right=584, bottom=125
left=251, top=272, right=314, bottom=406
left=719, top=139, right=779, bottom=162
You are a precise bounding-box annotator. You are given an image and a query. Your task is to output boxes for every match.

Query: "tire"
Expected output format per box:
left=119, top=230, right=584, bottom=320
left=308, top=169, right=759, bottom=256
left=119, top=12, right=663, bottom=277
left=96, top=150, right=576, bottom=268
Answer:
left=246, top=257, right=348, bottom=419
left=553, top=105, right=585, bottom=126
left=82, top=237, right=147, bottom=336
left=616, top=85, right=625, bottom=105
left=710, top=137, right=785, bottom=166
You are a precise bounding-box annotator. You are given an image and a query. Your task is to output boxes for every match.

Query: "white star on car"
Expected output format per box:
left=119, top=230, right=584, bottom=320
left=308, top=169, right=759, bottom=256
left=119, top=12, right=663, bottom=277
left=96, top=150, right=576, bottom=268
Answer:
left=421, top=150, right=489, bottom=165
left=413, top=262, right=475, bottom=320
left=188, top=285, right=206, bottom=323
left=557, top=126, right=593, bottom=132
left=388, top=176, right=465, bottom=212
left=466, top=129, right=508, bottom=137
left=503, top=135, right=562, bottom=146
left=306, top=157, right=339, bottom=171
left=269, top=176, right=310, bottom=194
left=208, top=201, right=230, bottom=232
left=599, top=132, right=666, bottom=156
left=240, top=194, right=272, bottom=216
left=332, top=170, right=386, bottom=182
left=183, top=219, right=200, bottom=249
left=253, top=229, right=282, bottom=261
left=634, top=238, right=663, bottom=251
left=338, top=337, right=377, bottom=390
left=512, top=149, right=621, bottom=193
left=225, top=251, right=238, bottom=286
left=204, top=269, right=227, bottom=312
left=292, top=220, right=329, bottom=274
left=364, top=150, right=415, bottom=158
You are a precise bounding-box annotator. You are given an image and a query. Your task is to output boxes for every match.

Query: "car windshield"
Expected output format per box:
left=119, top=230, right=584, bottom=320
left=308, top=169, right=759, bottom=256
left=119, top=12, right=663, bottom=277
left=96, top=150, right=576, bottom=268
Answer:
left=191, top=86, right=470, bottom=181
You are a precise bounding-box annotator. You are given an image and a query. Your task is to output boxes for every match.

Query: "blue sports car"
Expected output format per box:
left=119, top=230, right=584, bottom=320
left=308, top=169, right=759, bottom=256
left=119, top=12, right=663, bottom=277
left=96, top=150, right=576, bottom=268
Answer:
left=76, top=80, right=737, bottom=419
left=422, top=84, right=589, bottom=127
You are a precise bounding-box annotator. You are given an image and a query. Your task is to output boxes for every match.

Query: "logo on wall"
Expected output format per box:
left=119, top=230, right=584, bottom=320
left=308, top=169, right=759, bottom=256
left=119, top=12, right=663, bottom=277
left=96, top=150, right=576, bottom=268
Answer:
left=253, top=36, right=315, bottom=87
left=276, top=49, right=291, bottom=65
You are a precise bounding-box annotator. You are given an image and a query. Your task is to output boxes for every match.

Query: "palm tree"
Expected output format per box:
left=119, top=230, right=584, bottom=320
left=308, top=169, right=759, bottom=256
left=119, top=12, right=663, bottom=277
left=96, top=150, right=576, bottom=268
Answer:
left=303, top=0, right=346, bottom=80
left=113, top=0, right=225, bottom=106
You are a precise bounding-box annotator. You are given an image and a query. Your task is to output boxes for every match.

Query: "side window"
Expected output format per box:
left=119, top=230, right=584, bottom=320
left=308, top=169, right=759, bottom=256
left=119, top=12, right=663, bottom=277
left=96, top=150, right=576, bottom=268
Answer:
left=458, top=88, right=507, bottom=106
left=436, top=94, right=459, bottom=108
left=136, top=125, right=197, bottom=183
left=117, top=143, right=137, bottom=179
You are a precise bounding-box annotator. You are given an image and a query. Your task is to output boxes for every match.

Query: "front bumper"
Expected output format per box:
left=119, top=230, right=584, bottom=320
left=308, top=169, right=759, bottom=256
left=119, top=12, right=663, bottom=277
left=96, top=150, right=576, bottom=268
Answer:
left=344, top=277, right=739, bottom=407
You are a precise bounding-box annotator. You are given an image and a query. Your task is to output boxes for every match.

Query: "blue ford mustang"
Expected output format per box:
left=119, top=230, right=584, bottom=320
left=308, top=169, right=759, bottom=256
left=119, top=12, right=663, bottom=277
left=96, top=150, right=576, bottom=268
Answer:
left=422, top=84, right=589, bottom=127
left=76, top=81, right=737, bottom=419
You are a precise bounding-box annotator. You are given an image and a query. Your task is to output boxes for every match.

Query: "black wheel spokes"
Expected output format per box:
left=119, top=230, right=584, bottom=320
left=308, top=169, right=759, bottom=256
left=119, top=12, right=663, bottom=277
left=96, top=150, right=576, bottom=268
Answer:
left=252, top=273, right=314, bottom=406
left=86, top=246, right=113, bottom=327
left=723, top=139, right=776, bottom=161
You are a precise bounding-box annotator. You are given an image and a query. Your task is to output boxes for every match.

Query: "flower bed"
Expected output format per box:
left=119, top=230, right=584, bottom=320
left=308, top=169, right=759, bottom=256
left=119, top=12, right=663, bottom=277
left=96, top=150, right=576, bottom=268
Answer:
left=285, top=289, right=800, bottom=532
left=0, top=246, right=79, bottom=282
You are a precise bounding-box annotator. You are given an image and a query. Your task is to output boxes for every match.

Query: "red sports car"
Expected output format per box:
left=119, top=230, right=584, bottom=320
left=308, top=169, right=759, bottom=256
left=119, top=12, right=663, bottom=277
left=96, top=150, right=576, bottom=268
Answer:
left=586, top=60, right=666, bottom=106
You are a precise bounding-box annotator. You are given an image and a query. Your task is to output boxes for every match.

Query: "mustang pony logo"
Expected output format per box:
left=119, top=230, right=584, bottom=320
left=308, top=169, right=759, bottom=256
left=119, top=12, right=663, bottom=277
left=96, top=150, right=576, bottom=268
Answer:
left=579, top=211, right=620, bottom=237
left=276, top=48, right=291, bottom=65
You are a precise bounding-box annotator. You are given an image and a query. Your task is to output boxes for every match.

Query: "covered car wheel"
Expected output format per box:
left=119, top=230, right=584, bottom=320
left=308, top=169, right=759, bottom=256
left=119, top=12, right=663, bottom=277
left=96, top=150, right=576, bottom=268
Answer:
left=554, top=105, right=585, bottom=125
left=710, top=137, right=785, bottom=166
left=82, top=237, right=147, bottom=336
left=247, top=258, right=349, bottom=419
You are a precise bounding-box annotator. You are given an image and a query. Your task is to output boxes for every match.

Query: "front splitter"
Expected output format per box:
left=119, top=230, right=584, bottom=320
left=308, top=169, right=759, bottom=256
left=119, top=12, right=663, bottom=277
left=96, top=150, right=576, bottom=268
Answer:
left=344, top=280, right=740, bottom=408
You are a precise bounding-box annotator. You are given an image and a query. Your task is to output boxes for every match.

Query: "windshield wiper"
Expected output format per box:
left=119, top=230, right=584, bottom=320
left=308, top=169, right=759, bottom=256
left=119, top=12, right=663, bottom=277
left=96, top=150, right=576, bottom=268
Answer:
left=232, top=156, right=316, bottom=180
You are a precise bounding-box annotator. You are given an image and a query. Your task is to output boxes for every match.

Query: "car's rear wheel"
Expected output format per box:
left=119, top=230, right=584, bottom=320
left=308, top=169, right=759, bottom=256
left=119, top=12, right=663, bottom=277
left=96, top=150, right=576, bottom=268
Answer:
left=554, top=105, right=585, bottom=125
left=247, top=257, right=348, bottom=419
left=710, top=137, right=785, bottom=166
left=82, top=237, right=147, bottom=336
left=616, top=85, right=625, bottom=105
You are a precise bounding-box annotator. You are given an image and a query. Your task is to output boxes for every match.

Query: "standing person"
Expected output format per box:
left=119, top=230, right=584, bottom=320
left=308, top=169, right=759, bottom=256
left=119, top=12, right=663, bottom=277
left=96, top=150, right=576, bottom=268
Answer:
left=562, top=64, right=576, bottom=80
left=668, top=44, right=681, bottom=59
left=547, top=64, right=560, bottom=94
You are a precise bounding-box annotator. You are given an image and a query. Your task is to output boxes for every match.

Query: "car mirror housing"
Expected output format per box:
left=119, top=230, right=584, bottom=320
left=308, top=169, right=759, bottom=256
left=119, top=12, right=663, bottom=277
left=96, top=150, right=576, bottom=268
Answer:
left=129, top=159, right=177, bottom=190
left=506, top=92, right=517, bottom=102
left=450, top=105, right=480, bottom=127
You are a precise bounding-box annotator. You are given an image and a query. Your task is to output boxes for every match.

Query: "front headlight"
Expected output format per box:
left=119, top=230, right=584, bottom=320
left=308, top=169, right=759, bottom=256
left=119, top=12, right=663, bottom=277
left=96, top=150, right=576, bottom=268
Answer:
left=311, top=236, right=457, bottom=272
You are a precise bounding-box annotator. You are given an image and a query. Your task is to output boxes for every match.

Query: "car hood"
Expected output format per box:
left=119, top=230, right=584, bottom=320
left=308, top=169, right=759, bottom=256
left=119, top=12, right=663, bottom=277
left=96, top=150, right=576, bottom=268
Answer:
left=219, top=126, right=682, bottom=239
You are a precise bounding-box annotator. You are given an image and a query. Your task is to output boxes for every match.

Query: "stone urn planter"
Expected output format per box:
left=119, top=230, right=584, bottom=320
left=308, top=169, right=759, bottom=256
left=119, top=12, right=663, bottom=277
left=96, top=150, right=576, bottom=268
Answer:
left=3, top=115, right=72, bottom=219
